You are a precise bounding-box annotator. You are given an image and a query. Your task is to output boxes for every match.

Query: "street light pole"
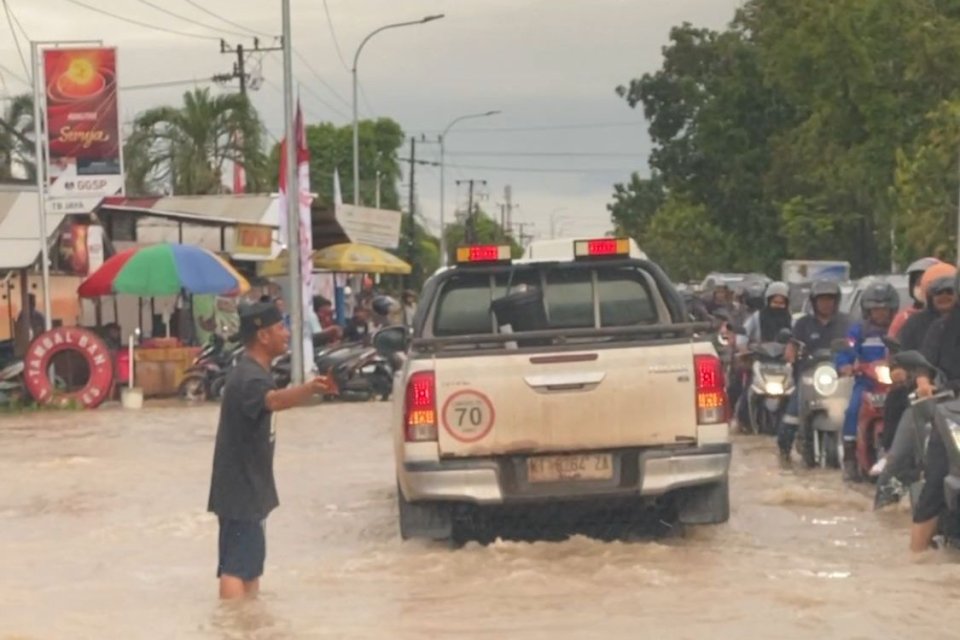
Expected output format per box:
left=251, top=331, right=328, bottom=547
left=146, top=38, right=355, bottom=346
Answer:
left=351, top=14, right=444, bottom=207
left=438, top=110, right=500, bottom=266
left=281, top=0, right=304, bottom=384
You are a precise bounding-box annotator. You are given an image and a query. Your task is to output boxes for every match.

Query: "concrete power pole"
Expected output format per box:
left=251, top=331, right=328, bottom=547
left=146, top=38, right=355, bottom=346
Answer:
left=407, top=136, right=418, bottom=286
left=455, top=179, right=487, bottom=244
left=216, top=38, right=282, bottom=95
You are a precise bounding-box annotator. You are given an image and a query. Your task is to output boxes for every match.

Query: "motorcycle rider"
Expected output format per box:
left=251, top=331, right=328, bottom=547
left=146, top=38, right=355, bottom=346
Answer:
left=836, top=281, right=900, bottom=480
left=909, top=270, right=960, bottom=551
left=777, top=281, right=850, bottom=465
left=889, top=257, right=941, bottom=339
left=741, top=281, right=793, bottom=346
left=726, top=281, right=767, bottom=428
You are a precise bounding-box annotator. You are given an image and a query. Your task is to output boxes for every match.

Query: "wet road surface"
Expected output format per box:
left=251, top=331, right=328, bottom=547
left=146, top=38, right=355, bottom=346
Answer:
left=0, top=403, right=957, bottom=639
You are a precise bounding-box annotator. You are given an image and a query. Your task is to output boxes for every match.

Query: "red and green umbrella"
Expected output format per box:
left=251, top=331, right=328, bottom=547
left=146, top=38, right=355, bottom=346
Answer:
left=78, top=243, right=250, bottom=298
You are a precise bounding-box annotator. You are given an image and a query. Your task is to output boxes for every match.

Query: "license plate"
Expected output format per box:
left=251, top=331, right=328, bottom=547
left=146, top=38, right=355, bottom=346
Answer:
left=526, top=454, right=613, bottom=483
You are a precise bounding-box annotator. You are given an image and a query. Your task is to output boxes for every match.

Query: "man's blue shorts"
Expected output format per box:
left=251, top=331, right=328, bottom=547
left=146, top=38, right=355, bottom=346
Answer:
left=217, top=518, right=266, bottom=581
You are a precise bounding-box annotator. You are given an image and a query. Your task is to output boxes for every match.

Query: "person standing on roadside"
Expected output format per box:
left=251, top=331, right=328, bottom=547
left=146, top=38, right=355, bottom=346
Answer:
left=207, top=302, right=335, bottom=599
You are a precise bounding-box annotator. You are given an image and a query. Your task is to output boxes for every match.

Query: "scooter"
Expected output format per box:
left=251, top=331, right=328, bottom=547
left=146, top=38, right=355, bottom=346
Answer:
left=746, top=341, right=794, bottom=435
left=793, top=342, right=852, bottom=469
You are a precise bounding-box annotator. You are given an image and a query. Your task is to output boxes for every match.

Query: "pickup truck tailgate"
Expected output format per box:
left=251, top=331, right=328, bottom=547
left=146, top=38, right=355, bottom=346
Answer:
left=433, top=343, right=698, bottom=457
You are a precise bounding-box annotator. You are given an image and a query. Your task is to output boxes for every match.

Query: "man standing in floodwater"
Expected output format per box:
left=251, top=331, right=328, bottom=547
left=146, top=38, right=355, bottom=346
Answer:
left=207, top=302, right=334, bottom=599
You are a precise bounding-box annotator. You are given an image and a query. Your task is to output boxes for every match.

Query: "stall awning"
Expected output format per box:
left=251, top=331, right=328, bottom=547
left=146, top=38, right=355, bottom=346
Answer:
left=100, top=194, right=279, bottom=226
left=0, top=187, right=67, bottom=270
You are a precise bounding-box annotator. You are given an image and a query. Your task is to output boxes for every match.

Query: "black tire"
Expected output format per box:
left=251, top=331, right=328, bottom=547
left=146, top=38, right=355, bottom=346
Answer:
left=677, top=478, right=730, bottom=525
left=823, top=431, right=840, bottom=469
left=799, top=422, right=817, bottom=469
left=178, top=374, right=208, bottom=402
left=397, top=484, right=454, bottom=542
left=209, top=376, right=226, bottom=401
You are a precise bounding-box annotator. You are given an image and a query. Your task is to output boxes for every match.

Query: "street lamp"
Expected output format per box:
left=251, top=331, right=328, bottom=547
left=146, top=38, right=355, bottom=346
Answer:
left=352, top=14, right=444, bottom=207
left=439, top=110, right=501, bottom=265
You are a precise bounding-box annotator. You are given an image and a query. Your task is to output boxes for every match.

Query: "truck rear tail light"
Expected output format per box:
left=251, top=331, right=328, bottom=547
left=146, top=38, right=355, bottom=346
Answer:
left=694, top=354, right=727, bottom=425
left=404, top=371, right=438, bottom=442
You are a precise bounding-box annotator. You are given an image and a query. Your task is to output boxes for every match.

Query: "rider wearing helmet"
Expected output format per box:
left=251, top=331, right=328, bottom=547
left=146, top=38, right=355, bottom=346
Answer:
left=777, top=280, right=850, bottom=464
left=889, top=257, right=941, bottom=338
left=836, top=281, right=900, bottom=479
left=741, top=281, right=792, bottom=345
left=909, top=269, right=960, bottom=551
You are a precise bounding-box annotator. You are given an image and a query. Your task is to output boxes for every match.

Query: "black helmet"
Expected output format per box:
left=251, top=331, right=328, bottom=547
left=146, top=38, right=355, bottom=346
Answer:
left=371, top=295, right=398, bottom=317
left=809, top=280, right=841, bottom=303
left=744, top=281, right=766, bottom=311
left=859, top=281, right=900, bottom=318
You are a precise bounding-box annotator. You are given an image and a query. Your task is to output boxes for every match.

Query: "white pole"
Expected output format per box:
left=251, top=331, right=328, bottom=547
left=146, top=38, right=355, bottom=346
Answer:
left=281, top=0, right=304, bottom=384
left=439, top=134, right=446, bottom=266
left=352, top=64, right=360, bottom=208
left=30, top=42, right=52, bottom=332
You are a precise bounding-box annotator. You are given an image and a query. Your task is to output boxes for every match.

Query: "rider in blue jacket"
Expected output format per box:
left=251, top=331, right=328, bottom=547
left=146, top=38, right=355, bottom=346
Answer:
left=835, top=281, right=900, bottom=480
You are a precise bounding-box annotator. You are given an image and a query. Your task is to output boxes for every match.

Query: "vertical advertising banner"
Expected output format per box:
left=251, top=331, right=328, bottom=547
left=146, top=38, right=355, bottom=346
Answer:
left=42, top=47, right=124, bottom=215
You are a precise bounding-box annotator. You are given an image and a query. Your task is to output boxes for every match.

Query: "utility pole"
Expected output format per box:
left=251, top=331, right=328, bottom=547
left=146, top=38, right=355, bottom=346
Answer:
left=504, top=185, right=514, bottom=232
left=216, top=38, right=282, bottom=95
left=512, top=222, right=535, bottom=250
left=456, top=179, right=487, bottom=244
left=407, top=136, right=418, bottom=287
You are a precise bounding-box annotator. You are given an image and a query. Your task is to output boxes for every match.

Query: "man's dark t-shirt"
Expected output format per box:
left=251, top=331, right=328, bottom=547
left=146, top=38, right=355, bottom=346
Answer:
left=792, top=312, right=850, bottom=354
left=207, top=355, right=279, bottom=521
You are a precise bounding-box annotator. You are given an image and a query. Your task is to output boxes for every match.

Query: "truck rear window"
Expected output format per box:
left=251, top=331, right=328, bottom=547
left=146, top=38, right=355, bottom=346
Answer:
left=431, top=266, right=659, bottom=336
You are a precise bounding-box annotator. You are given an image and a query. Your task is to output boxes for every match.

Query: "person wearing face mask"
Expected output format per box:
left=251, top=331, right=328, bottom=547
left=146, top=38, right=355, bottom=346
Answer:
left=741, top=281, right=793, bottom=346
left=889, top=257, right=941, bottom=339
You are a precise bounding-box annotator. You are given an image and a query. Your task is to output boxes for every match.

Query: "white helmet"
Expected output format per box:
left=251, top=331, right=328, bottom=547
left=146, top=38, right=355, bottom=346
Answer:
left=765, top=281, right=789, bottom=304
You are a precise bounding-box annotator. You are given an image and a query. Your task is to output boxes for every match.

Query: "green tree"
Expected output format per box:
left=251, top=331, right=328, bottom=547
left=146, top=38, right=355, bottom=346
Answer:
left=892, top=99, right=960, bottom=262
left=0, top=93, right=34, bottom=182
left=643, top=195, right=729, bottom=282
left=269, top=118, right=405, bottom=211
left=443, top=209, right=521, bottom=264
left=126, top=88, right=269, bottom=196
left=607, top=172, right=665, bottom=241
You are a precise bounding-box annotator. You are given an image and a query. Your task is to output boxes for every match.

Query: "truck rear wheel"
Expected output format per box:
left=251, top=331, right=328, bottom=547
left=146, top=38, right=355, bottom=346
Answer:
left=397, top=484, right=454, bottom=542
left=677, top=478, right=730, bottom=525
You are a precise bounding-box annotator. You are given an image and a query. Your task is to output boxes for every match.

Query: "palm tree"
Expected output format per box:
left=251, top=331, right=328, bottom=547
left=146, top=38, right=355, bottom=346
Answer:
left=0, top=93, right=35, bottom=182
left=126, top=88, right=268, bottom=196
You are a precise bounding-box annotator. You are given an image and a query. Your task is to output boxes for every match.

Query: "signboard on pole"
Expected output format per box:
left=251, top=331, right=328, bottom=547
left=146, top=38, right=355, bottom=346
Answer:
left=336, top=204, right=402, bottom=249
left=42, top=47, right=123, bottom=215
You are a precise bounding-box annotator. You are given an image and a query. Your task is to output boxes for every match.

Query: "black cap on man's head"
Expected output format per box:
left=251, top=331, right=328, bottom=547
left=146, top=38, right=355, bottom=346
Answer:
left=237, top=302, right=283, bottom=341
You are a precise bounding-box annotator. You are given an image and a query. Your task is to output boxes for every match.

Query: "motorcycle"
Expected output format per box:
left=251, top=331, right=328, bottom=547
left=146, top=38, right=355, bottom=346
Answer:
left=793, top=341, right=851, bottom=469
left=746, top=341, right=794, bottom=435
left=0, top=358, right=25, bottom=406
left=316, top=342, right=395, bottom=402
left=178, top=333, right=240, bottom=402
left=852, top=359, right=894, bottom=480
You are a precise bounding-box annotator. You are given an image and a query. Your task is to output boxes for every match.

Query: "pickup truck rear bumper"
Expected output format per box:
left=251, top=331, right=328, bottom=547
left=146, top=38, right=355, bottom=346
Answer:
left=400, top=443, right=731, bottom=505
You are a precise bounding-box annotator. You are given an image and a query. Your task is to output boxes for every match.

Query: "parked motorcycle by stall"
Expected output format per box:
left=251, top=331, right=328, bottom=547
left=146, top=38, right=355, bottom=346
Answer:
left=178, top=333, right=241, bottom=402
left=0, top=359, right=25, bottom=406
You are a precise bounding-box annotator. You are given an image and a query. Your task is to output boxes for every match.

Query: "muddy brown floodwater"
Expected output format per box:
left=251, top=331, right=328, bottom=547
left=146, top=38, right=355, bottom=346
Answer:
left=1, top=402, right=959, bottom=639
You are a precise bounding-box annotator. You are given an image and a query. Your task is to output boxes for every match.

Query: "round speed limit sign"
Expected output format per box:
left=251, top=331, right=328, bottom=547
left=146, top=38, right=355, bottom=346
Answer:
left=441, top=389, right=496, bottom=443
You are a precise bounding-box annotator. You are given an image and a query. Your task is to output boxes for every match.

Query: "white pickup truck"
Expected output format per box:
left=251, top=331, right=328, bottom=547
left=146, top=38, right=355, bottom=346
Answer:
left=374, top=238, right=731, bottom=542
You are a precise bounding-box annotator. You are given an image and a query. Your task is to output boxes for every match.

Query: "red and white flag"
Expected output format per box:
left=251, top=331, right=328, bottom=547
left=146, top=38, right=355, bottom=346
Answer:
left=277, top=99, right=315, bottom=377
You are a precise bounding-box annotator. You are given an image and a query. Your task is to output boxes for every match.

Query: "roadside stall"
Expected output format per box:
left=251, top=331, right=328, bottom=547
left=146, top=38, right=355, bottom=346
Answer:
left=75, top=242, right=249, bottom=401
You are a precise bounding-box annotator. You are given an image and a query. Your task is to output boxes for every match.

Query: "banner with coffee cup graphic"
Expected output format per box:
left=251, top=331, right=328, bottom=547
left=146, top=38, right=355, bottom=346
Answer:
left=42, top=47, right=124, bottom=216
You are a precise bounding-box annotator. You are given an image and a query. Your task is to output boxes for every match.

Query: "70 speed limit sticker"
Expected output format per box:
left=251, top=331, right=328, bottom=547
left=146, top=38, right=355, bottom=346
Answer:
left=441, top=390, right=496, bottom=443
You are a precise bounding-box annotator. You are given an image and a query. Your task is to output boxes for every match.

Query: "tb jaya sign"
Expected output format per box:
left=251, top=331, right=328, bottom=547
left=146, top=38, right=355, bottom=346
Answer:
left=336, top=205, right=402, bottom=250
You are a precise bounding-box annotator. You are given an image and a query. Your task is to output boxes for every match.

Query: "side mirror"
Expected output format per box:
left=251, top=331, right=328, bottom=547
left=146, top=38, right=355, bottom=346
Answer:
left=373, top=325, right=409, bottom=356
left=831, top=338, right=851, bottom=354
left=776, top=328, right=793, bottom=344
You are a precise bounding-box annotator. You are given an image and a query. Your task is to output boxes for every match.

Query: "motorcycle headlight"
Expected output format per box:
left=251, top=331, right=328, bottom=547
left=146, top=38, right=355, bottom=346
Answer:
left=946, top=419, right=960, bottom=453
left=763, top=381, right=785, bottom=395
left=875, top=365, right=892, bottom=385
left=813, top=365, right=839, bottom=396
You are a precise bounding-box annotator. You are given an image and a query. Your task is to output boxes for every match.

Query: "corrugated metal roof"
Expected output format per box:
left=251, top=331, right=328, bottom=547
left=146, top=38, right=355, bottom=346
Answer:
left=0, top=188, right=67, bottom=270
left=101, top=194, right=279, bottom=226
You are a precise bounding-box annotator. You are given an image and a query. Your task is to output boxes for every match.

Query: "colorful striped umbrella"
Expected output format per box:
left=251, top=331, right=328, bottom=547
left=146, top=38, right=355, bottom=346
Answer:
left=78, top=243, right=250, bottom=298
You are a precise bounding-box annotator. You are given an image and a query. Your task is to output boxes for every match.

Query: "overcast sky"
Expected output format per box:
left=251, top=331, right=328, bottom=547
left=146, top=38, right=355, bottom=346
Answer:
left=1, top=0, right=742, bottom=242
